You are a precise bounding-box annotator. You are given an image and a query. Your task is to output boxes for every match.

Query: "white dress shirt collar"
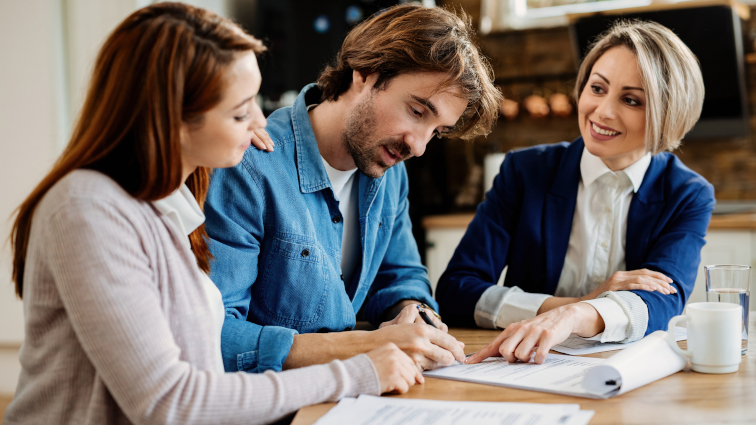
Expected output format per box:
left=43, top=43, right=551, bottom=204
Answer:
left=152, top=184, right=225, bottom=373
left=580, top=147, right=652, bottom=193
left=152, top=184, right=205, bottom=237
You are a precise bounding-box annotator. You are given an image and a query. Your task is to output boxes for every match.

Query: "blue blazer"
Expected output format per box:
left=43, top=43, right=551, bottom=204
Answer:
left=436, top=137, right=715, bottom=334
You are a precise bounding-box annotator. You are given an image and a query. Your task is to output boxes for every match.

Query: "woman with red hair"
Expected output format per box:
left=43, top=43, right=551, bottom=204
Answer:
left=4, top=3, right=419, bottom=424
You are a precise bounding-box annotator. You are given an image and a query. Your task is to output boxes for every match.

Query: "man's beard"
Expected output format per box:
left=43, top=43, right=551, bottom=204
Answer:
left=343, top=92, right=411, bottom=179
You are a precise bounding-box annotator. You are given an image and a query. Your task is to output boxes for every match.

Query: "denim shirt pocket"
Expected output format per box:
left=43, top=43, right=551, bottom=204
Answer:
left=377, top=209, right=396, bottom=235
left=260, top=236, right=328, bottom=325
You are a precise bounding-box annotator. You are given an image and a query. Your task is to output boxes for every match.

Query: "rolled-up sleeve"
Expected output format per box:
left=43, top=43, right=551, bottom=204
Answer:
left=475, top=285, right=552, bottom=329
left=220, top=318, right=297, bottom=373
left=581, top=290, right=646, bottom=343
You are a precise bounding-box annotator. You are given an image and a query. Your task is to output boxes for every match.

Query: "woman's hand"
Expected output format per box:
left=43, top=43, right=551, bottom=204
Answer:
left=365, top=343, right=424, bottom=394
left=580, top=269, right=677, bottom=301
left=465, top=303, right=604, bottom=365
left=249, top=128, right=274, bottom=152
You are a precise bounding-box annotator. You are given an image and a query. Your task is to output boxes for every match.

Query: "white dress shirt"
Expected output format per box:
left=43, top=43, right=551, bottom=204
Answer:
left=474, top=147, right=651, bottom=343
left=152, top=184, right=225, bottom=372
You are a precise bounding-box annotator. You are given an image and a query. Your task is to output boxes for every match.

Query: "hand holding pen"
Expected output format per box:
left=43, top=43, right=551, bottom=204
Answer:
left=417, top=304, right=438, bottom=328
left=378, top=301, right=448, bottom=332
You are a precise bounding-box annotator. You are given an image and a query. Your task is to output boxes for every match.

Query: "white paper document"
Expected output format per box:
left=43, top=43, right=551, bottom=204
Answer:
left=313, top=395, right=595, bottom=425
left=425, top=330, right=687, bottom=399
left=581, top=330, right=687, bottom=397
left=551, top=326, right=688, bottom=355
left=424, top=353, right=611, bottom=398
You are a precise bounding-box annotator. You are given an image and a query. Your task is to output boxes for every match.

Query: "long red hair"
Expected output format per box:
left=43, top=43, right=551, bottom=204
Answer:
left=10, top=2, right=265, bottom=297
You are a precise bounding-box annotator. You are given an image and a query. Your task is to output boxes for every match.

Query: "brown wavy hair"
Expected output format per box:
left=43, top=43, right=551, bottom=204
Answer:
left=317, top=4, right=501, bottom=140
left=10, top=2, right=265, bottom=297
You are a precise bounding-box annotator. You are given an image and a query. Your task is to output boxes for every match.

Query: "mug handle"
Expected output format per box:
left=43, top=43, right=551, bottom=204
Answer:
left=667, top=315, right=691, bottom=359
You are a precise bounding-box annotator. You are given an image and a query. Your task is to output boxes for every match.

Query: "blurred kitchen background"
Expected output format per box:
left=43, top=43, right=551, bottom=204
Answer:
left=3, top=0, right=756, bottom=404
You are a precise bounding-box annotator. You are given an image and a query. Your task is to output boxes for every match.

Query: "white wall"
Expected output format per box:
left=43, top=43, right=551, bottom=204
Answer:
left=0, top=0, right=68, bottom=395
left=0, top=0, right=235, bottom=397
left=0, top=0, right=67, bottom=343
left=64, top=0, right=152, bottom=123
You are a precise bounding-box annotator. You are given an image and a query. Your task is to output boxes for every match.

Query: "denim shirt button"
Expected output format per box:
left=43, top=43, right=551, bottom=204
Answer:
left=301, top=249, right=310, bottom=257
left=332, top=216, right=341, bottom=224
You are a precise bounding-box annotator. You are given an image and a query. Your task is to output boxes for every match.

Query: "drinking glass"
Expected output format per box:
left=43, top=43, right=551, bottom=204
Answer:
left=705, top=265, right=750, bottom=355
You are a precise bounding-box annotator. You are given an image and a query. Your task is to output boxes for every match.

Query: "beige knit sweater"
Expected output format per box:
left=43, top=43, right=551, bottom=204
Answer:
left=3, top=170, right=380, bottom=425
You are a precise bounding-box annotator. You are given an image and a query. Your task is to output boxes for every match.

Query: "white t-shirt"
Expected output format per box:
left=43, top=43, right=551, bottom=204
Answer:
left=321, top=157, right=361, bottom=286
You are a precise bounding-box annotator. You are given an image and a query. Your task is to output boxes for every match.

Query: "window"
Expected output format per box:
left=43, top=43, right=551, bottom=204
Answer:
left=480, top=0, right=654, bottom=32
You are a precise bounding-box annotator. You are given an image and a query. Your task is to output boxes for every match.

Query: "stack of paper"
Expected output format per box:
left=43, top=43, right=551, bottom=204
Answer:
left=551, top=326, right=687, bottom=355
left=581, top=330, right=687, bottom=397
left=313, top=395, right=594, bottom=425
left=425, top=353, right=610, bottom=398
left=424, top=330, right=688, bottom=399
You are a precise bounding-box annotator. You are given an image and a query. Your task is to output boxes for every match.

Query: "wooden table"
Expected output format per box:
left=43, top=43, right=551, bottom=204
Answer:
left=292, top=317, right=756, bottom=424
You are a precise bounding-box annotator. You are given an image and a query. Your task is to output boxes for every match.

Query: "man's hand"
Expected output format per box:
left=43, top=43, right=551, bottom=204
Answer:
left=283, top=323, right=465, bottom=371
left=379, top=301, right=447, bottom=332
left=374, top=323, right=465, bottom=370
left=580, top=269, right=677, bottom=301
left=466, top=303, right=603, bottom=365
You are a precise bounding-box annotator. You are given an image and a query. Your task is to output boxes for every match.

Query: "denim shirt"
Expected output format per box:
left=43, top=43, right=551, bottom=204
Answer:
left=205, top=84, right=436, bottom=373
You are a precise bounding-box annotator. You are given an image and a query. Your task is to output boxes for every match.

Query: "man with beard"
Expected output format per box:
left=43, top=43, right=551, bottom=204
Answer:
left=204, top=4, right=501, bottom=374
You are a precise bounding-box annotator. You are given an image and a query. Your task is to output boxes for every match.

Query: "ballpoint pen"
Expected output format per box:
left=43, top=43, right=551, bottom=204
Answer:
left=417, top=304, right=438, bottom=328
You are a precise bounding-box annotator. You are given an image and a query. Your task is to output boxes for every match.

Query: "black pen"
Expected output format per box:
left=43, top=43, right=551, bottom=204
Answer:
left=416, top=304, right=438, bottom=328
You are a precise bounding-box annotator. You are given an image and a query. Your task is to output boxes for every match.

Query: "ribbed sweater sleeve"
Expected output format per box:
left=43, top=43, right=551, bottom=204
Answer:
left=29, top=189, right=379, bottom=425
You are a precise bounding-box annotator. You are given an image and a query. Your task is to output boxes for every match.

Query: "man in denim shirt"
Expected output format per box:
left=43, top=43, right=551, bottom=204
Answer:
left=205, top=5, right=501, bottom=374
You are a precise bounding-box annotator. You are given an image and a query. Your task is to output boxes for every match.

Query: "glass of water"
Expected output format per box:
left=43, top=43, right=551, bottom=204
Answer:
left=705, top=264, right=750, bottom=355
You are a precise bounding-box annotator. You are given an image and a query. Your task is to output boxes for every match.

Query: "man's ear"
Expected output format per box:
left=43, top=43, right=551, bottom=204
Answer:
left=351, top=70, right=379, bottom=93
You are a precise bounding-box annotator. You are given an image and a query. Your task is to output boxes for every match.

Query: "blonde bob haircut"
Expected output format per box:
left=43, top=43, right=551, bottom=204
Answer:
left=574, top=20, right=705, bottom=154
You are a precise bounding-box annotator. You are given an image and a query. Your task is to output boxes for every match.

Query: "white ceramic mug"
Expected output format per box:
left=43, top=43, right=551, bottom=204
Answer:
left=667, top=302, right=742, bottom=374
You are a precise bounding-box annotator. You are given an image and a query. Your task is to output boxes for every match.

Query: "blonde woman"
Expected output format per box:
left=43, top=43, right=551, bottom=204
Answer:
left=4, top=3, right=420, bottom=424
left=436, top=20, right=714, bottom=364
